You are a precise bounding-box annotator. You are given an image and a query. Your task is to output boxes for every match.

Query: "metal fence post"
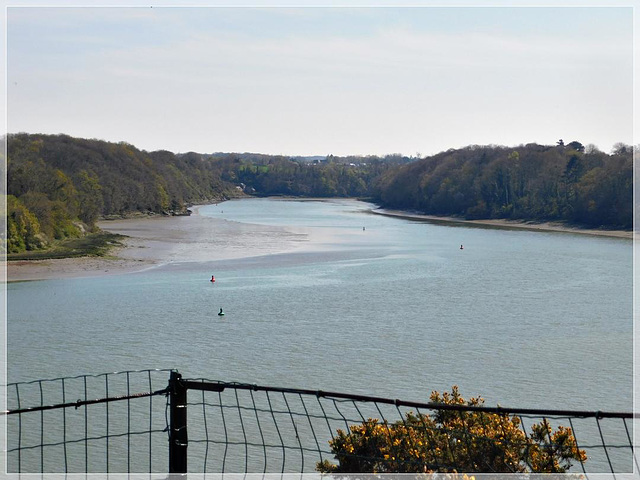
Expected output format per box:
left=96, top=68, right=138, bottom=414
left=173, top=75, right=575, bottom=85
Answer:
left=169, top=370, right=188, bottom=474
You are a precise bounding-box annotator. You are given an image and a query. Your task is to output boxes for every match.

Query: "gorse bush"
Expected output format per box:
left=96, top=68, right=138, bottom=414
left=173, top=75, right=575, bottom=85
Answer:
left=316, top=386, right=586, bottom=473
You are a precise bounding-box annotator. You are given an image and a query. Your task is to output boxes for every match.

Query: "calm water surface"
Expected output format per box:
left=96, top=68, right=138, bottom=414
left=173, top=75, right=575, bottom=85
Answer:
left=8, top=198, right=633, bottom=411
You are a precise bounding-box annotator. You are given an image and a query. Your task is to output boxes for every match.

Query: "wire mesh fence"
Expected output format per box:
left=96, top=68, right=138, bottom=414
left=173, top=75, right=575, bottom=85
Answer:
left=3, top=370, right=637, bottom=475
left=182, top=379, right=637, bottom=475
left=5, top=369, right=173, bottom=473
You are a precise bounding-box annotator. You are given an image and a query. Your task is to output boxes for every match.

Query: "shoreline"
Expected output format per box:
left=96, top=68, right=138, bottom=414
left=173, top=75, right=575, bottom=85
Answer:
left=5, top=255, right=157, bottom=283
left=6, top=201, right=632, bottom=282
left=5, top=216, right=192, bottom=283
left=371, top=208, right=633, bottom=239
left=5, top=202, right=309, bottom=282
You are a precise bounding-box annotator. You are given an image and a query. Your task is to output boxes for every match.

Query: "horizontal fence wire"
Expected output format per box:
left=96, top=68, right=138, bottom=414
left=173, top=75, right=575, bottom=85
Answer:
left=181, top=379, right=637, bottom=475
left=4, top=371, right=638, bottom=475
left=4, top=369, right=175, bottom=473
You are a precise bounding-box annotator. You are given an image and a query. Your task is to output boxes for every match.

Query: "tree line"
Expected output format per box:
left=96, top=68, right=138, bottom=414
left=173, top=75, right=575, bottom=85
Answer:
left=5, top=133, right=632, bottom=254
left=373, top=141, right=632, bottom=229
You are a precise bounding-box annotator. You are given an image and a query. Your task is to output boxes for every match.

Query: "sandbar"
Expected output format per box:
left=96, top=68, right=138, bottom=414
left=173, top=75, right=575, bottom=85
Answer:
left=5, top=205, right=308, bottom=282
left=0, top=205, right=311, bottom=282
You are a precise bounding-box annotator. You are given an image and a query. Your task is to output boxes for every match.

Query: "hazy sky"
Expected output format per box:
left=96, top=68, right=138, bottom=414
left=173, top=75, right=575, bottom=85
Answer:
left=5, top=3, right=635, bottom=156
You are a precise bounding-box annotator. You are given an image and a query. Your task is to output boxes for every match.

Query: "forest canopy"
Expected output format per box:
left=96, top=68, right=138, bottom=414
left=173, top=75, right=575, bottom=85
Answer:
left=373, top=142, right=632, bottom=229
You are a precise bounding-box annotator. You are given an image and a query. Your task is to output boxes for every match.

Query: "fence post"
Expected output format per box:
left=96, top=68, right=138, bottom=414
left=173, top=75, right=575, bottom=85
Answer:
left=169, top=370, right=188, bottom=474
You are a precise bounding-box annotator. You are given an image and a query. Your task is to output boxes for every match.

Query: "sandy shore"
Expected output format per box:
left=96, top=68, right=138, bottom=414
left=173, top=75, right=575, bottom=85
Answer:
left=372, top=208, right=633, bottom=239
left=5, top=256, right=156, bottom=282
left=5, top=229, right=164, bottom=283
left=6, top=205, right=310, bottom=282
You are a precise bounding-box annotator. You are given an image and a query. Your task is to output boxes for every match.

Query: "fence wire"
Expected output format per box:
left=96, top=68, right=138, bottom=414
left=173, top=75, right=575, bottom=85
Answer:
left=181, top=379, right=637, bottom=475
left=5, top=369, right=173, bottom=473
left=4, top=371, right=637, bottom=475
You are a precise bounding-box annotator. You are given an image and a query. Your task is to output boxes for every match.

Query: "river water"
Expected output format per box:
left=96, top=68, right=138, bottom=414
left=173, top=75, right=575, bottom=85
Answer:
left=8, top=197, right=633, bottom=408
left=6, top=198, right=633, bottom=472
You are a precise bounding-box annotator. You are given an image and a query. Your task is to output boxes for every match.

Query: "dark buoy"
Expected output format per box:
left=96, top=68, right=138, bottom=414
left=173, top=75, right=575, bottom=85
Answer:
left=218, top=308, right=225, bottom=316
left=460, top=244, right=464, bottom=250
left=363, top=227, right=366, bottom=231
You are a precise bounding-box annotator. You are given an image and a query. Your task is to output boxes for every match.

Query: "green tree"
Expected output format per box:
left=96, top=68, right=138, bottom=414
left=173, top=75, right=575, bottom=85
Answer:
left=7, top=195, right=47, bottom=252
left=566, top=141, right=585, bottom=152
left=20, top=191, right=54, bottom=238
left=75, top=170, right=104, bottom=226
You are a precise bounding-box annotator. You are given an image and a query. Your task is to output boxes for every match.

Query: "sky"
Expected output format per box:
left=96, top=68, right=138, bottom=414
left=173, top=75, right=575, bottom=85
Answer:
left=4, top=2, right=637, bottom=157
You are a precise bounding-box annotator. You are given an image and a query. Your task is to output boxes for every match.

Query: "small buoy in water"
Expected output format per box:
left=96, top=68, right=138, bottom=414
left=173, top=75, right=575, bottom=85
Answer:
left=210, top=275, right=216, bottom=283
left=218, top=308, right=225, bottom=316
left=363, top=227, right=366, bottom=231
left=460, top=244, right=464, bottom=250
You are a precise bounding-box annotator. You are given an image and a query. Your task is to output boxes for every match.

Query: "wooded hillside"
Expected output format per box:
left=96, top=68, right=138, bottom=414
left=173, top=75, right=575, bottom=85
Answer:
left=6, top=134, right=236, bottom=252
left=373, top=142, right=633, bottom=229
left=5, top=133, right=632, bottom=255
left=5, top=134, right=401, bottom=253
